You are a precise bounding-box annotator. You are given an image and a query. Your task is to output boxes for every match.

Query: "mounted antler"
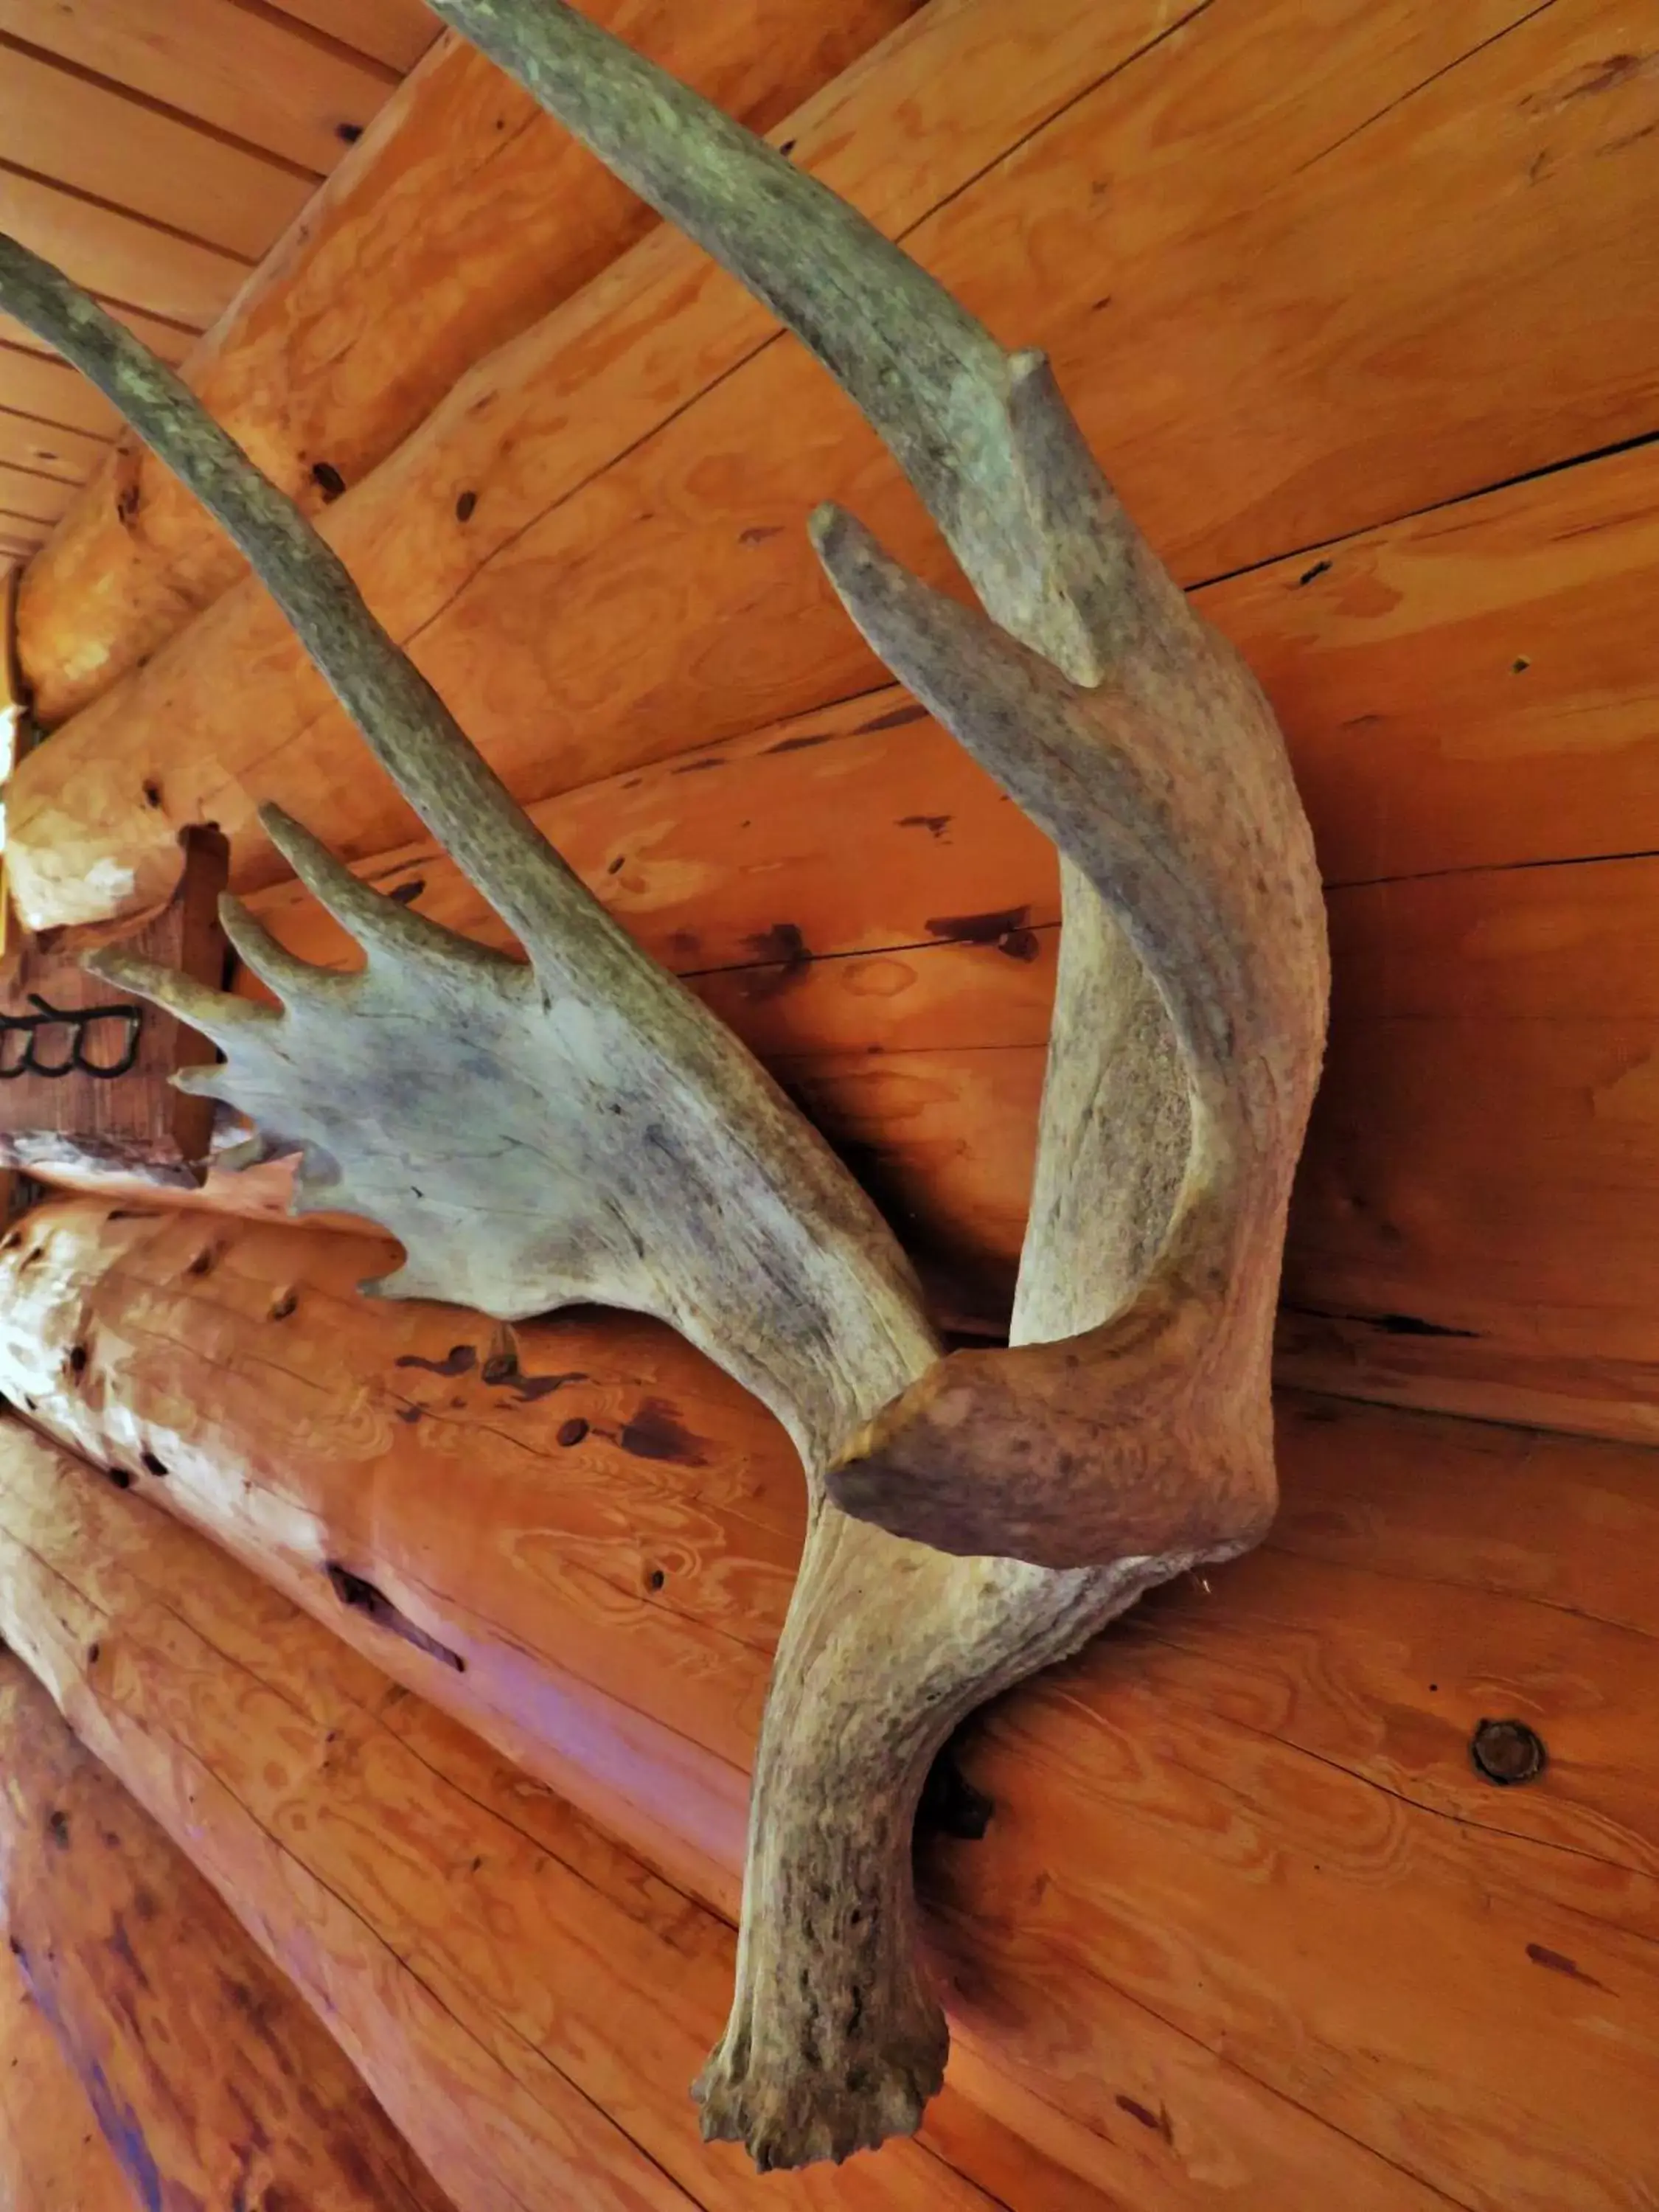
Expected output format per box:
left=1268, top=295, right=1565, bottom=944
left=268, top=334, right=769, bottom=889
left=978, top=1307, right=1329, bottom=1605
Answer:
left=0, top=1, right=1324, bottom=2168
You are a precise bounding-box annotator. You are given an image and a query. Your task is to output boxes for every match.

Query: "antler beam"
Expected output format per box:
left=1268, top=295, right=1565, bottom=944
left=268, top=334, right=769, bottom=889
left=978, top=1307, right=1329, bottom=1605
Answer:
left=423, top=0, right=1329, bottom=1571
left=0, top=0, right=1325, bottom=2163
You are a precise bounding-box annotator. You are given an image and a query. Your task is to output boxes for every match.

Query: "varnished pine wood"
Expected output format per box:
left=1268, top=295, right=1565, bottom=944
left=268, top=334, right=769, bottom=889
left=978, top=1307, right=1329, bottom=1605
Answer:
left=0, top=406, right=106, bottom=481
left=0, top=1653, right=462, bottom=2212
left=0, top=1237, right=1655, bottom=2209
left=16, top=0, right=920, bottom=725
left=0, top=166, right=240, bottom=335
left=271, top=0, right=442, bottom=72
left=164, top=442, right=1659, bottom=1437
left=0, top=461, right=73, bottom=528
left=0, top=0, right=407, bottom=173
left=0, top=342, right=121, bottom=436
left=0, top=1942, right=134, bottom=2212
left=0, top=1413, right=1034, bottom=2212
left=0, top=43, right=313, bottom=262
left=8, top=0, right=1653, bottom=924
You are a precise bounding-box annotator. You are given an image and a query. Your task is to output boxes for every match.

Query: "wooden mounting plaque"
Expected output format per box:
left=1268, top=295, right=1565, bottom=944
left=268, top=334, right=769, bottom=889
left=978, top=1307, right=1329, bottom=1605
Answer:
left=0, top=830, right=226, bottom=1184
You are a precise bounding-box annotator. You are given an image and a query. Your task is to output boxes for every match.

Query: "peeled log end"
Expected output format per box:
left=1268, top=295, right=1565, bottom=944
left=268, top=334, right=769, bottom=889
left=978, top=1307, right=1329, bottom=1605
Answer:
left=693, top=1983, right=946, bottom=2170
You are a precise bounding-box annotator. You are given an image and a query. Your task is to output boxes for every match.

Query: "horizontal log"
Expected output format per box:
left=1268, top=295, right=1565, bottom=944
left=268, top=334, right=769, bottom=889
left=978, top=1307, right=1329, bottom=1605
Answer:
left=0, top=1413, right=1052, bottom=2212
left=13, top=0, right=1653, bottom=925
left=0, top=1652, right=459, bottom=2212
left=2, top=1199, right=1658, bottom=2208
left=165, top=443, right=1659, bottom=1433
left=0, top=1938, right=133, bottom=2212
left=15, top=0, right=917, bottom=726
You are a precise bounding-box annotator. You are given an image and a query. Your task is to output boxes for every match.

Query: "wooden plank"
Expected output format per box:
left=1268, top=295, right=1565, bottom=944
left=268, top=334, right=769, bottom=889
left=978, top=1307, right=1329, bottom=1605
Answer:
left=270, top=0, right=441, bottom=72
left=0, top=1416, right=1026, bottom=2212
left=0, top=344, right=119, bottom=438
left=0, top=831, right=226, bottom=1183
left=0, top=406, right=107, bottom=482
left=0, top=0, right=403, bottom=173
left=0, top=1943, right=134, bottom=2212
left=11, top=0, right=1655, bottom=922
left=15, top=0, right=922, bottom=728
left=1, top=1222, right=1657, bottom=2211
left=0, top=41, right=312, bottom=260
left=0, top=167, right=239, bottom=333
left=0, top=1654, right=462, bottom=2212
left=0, top=463, right=72, bottom=528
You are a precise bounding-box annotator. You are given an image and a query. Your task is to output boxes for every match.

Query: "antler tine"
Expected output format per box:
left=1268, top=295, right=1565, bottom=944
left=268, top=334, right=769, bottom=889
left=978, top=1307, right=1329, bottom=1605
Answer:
left=82, top=945, right=275, bottom=1051
left=810, top=505, right=1255, bottom=1089
left=417, top=0, right=1326, bottom=1573
left=0, top=234, right=605, bottom=974
left=258, top=804, right=515, bottom=975
left=217, top=896, right=344, bottom=1009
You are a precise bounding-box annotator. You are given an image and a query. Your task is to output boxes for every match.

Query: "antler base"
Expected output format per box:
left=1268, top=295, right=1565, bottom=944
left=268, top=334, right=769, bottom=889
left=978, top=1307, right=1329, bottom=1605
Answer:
left=696, top=1503, right=1204, bottom=2166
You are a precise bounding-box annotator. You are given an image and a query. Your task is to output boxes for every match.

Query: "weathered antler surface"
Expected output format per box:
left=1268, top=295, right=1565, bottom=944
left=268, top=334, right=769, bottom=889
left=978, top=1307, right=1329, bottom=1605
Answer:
left=0, top=2, right=1326, bottom=2160
left=422, top=0, right=1329, bottom=1571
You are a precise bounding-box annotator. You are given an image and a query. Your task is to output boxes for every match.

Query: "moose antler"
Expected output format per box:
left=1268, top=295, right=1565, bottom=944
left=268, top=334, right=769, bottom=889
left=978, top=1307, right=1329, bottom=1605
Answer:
left=0, top=4, right=1325, bottom=2163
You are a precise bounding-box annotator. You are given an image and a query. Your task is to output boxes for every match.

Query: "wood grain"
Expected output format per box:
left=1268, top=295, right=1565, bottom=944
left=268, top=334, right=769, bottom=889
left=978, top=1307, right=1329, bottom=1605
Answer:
left=0, top=341, right=121, bottom=437
left=1279, top=853, right=1659, bottom=1433
left=0, top=406, right=106, bottom=482
left=0, top=1234, right=1655, bottom=2211
left=0, top=166, right=240, bottom=335
left=0, top=1413, right=1034, bottom=2212
left=15, top=0, right=920, bottom=726
left=0, top=0, right=407, bottom=173
left=272, top=0, right=442, bottom=72
left=0, top=1652, right=461, bottom=2212
left=138, top=441, right=1654, bottom=1435
left=0, top=42, right=312, bottom=262
left=0, top=462, right=73, bottom=529
left=18, top=0, right=1654, bottom=919
left=0, top=1940, right=134, bottom=2212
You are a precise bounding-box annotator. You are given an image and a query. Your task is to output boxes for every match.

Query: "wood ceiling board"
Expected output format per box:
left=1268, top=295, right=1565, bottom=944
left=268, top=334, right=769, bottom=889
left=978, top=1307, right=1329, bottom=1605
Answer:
left=0, top=41, right=313, bottom=261
left=0, top=299, right=194, bottom=366
left=0, top=169, right=240, bottom=332
left=265, top=0, right=439, bottom=72
left=0, top=407, right=106, bottom=481
left=0, top=0, right=400, bottom=173
left=0, top=343, right=120, bottom=436
left=0, top=465, right=73, bottom=526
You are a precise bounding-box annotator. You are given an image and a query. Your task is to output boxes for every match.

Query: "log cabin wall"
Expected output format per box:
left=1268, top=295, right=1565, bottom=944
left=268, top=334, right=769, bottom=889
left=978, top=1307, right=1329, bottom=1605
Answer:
left=0, top=0, right=440, bottom=571
left=6, top=0, right=1659, bottom=1439
left=0, top=1925, right=135, bottom=2212
left=0, top=1, right=1655, bottom=2208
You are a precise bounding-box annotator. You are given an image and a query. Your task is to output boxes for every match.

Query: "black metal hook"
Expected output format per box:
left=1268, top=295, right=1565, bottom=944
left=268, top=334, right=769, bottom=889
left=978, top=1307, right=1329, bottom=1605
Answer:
left=0, top=993, right=145, bottom=1082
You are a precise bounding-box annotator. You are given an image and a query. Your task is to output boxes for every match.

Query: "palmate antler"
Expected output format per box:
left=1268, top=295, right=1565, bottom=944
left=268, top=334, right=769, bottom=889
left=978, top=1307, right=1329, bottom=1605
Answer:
left=0, top=5, right=1324, bottom=2168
